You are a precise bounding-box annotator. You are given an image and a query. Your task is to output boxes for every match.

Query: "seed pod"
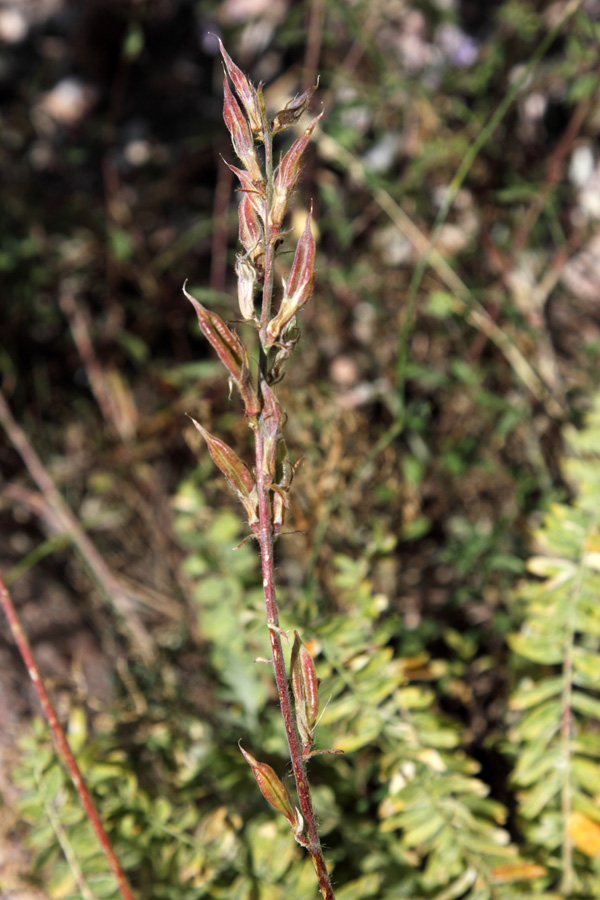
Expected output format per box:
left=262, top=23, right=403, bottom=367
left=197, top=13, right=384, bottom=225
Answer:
left=265, top=213, right=315, bottom=348
left=189, top=418, right=258, bottom=526
left=260, top=379, right=283, bottom=483
left=271, top=439, right=294, bottom=532
left=219, top=39, right=263, bottom=136
left=184, top=283, right=260, bottom=416
left=271, top=81, right=318, bottom=134
left=284, top=211, right=315, bottom=307
left=224, top=160, right=265, bottom=212
left=291, top=631, right=319, bottom=752
left=238, top=193, right=264, bottom=273
left=223, top=75, right=263, bottom=183
left=239, top=744, right=297, bottom=827
left=235, top=256, right=258, bottom=322
left=270, top=112, right=322, bottom=230
left=268, top=321, right=300, bottom=384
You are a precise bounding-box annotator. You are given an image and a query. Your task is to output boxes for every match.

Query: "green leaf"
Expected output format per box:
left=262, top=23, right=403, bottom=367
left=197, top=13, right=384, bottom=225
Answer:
left=508, top=632, right=564, bottom=665
left=570, top=690, right=600, bottom=722
left=510, top=699, right=561, bottom=743
left=38, top=763, right=64, bottom=801
left=425, top=290, right=459, bottom=319
left=572, top=647, right=600, bottom=687
left=336, top=873, right=381, bottom=900
left=512, top=746, right=562, bottom=788
left=108, top=227, right=132, bottom=263
left=402, top=812, right=445, bottom=848
left=518, top=769, right=562, bottom=819
left=509, top=677, right=562, bottom=711
left=572, top=757, right=600, bottom=795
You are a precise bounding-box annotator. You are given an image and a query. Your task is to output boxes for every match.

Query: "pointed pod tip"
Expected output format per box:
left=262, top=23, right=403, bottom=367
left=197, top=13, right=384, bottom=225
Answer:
left=182, top=280, right=199, bottom=307
left=187, top=415, right=206, bottom=437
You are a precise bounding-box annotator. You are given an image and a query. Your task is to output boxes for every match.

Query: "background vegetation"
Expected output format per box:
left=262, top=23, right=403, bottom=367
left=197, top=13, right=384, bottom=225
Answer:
left=2, top=0, right=600, bottom=898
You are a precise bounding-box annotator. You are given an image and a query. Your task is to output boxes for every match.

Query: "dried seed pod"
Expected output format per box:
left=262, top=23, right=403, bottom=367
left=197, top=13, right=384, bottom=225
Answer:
left=291, top=631, right=320, bottom=752
left=268, top=321, right=301, bottom=384
left=238, top=193, right=264, bottom=273
left=260, top=379, right=283, bottom=483
left=189, top=419, right=258, bottom=526
left=219, top=39, right=263, bottom=136
left=239, top=744, right=298, bottom=827
left=271, top=440, right=296, bottom=533
left=271, top=81, right=319, bottom=135
left=270, top=112, right=323, bottom=230
left=265, top=213, right=315, bottom=349
left=223, top=75, right=263, bottom=183
left=224, top=160, right=266, bottom=213
left=235, top=256, right=258, bottom=322
left=184, top=283, right=260, bottom=416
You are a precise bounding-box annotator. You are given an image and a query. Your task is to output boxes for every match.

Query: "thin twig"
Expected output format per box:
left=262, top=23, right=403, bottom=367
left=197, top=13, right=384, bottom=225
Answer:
left=0, top=388, right=155, bottom=662
left=0, top=570, right=135, bottom=900
left=58, top=279, right=125, bottom=441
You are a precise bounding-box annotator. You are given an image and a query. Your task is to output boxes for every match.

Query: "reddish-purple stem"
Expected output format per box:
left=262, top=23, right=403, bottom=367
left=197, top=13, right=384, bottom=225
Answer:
left=253, top=428, right=335, bottom=900
left=0, top=570, right=136, bottom=900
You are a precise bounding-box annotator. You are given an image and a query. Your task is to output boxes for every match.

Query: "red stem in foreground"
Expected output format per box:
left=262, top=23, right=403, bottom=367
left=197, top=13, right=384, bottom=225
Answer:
left=253, top=427, right=336, bottom=900
left=0, top=570, right=135, bottom=900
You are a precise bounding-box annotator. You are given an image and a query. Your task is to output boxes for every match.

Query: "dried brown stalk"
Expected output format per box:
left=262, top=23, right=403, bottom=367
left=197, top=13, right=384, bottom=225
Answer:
left=0, top=387, right=155, bottom=662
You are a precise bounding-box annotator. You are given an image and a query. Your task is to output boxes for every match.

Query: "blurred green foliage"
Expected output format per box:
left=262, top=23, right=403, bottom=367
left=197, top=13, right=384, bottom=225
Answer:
left=4, top=0, right=600, bottom=898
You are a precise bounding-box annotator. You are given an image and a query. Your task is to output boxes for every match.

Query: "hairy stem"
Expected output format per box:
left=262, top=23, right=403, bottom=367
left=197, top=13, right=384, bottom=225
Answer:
left=0, top=570, right=135, bottom=900
left=253, top=427, right=335, bottom=900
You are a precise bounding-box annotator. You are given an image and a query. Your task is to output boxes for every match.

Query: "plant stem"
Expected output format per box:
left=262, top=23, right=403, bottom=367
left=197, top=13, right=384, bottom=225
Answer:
left=0, top=570, right=136, bottom=900
left=253, top=426, right=336, bottom=900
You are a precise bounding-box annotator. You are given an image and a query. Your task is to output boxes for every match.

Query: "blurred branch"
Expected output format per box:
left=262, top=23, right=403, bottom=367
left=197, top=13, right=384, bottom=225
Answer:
left=0, top=387, right=156, bottom=662
left=511, top=94, right=594, bottom=263
left=59, top=279, right=126, bottom=441
left=0, top=569, right=136, bottom=900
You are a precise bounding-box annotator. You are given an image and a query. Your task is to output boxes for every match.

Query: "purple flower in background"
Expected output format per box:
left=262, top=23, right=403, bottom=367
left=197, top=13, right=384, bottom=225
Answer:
left=437, top=23, right=479, bottom=68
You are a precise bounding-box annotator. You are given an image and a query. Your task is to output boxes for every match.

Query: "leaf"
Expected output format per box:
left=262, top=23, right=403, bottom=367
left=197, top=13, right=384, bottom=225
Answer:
left=67, top=706, right=88, bottom=754
left=402, top=812, right=445, bottom=848
left=508, top=632, right=564, bottom=665
left=333, top=715, right=382, bottom=752
left=512, top=746, right=562, bottom=788
left=572, top=646, right=600, bottom=687
left=430, top=868, right=477, bottom=900
left=509, top=677, right=562, bottom=711
left=570, top=690, right=600, bottom=722
left=336, top=873, right=381, bottom=900
left=572, top=757, right=600, bottom=795
left=509, top=699, right=562, bottom=743
left=490, top=862, right=547, bottom=883
left=517, top=769, right=562, bottom=819
left=38, top=764, right=64, bottom=802
left=568, top=811, right=600, bottom=857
